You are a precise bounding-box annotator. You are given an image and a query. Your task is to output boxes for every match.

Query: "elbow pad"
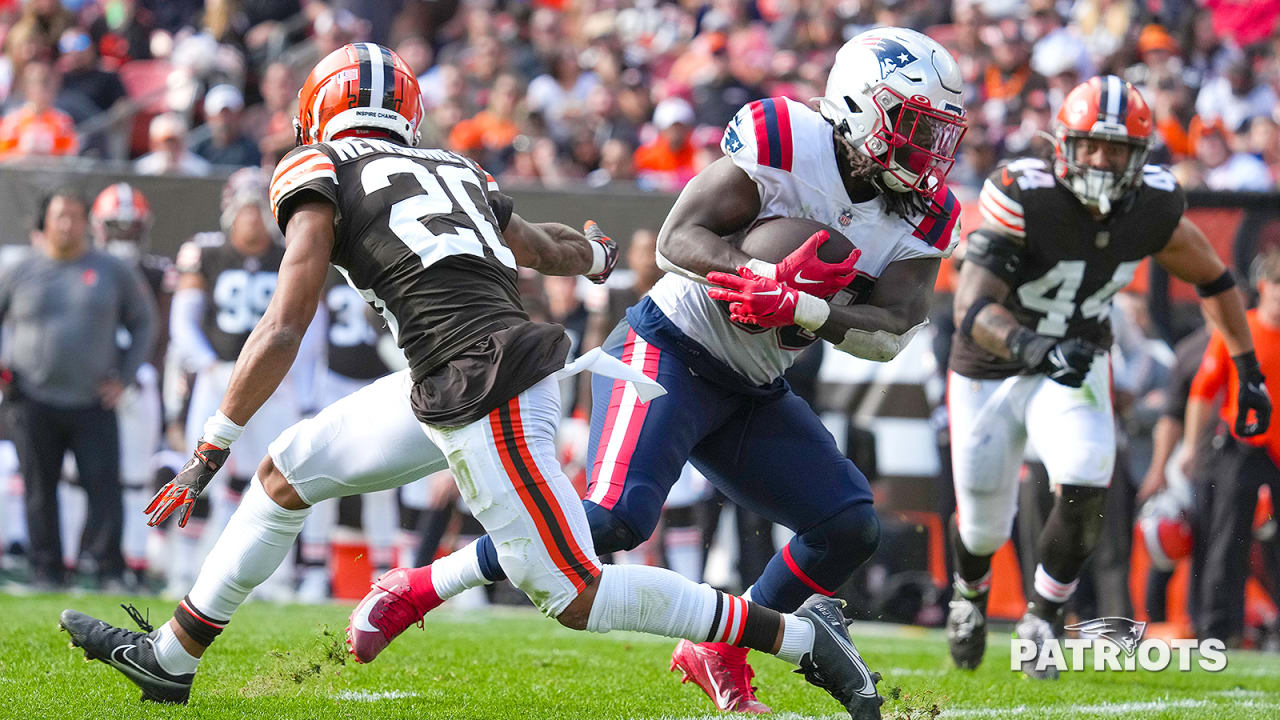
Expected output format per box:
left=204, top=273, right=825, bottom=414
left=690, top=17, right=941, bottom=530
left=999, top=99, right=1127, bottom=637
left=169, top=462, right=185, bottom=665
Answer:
left=832, top=319, right=927, bottom=362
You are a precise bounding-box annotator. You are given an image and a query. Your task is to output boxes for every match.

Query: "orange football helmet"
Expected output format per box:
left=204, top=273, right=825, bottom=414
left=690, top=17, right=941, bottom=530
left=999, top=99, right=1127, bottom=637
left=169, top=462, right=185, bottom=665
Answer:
left=1053, top=75, right=1154, bottom=213
left=295, top=42, right=423, bottom=147
left=91, top=182, right=153, bottom=255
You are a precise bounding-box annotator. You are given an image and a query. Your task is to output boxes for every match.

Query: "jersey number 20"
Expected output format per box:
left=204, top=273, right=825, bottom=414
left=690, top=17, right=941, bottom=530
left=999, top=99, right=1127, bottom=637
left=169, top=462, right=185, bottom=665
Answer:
left=361, top=157, right=517, bottom=271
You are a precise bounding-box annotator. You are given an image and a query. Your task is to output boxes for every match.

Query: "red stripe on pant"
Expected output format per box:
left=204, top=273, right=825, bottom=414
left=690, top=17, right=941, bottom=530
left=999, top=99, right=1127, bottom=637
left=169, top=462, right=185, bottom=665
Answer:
left=782, top=544, right=836, bottom=596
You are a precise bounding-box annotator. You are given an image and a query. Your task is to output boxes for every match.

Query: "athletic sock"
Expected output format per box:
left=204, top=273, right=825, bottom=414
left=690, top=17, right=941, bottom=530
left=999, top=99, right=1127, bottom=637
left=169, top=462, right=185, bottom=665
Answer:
left=1029, top=564, right=1076, bottom=622
left=776, top=614, right=816, bottom=664
left=415, top=538, right=489, bottom=600
left=584, top=564, right=801, bottom=659
left=954, top=570, right=992, bottom=599
left=152, top=622, right=200, bottom=675
left=180, top=477, right=310, bottom=634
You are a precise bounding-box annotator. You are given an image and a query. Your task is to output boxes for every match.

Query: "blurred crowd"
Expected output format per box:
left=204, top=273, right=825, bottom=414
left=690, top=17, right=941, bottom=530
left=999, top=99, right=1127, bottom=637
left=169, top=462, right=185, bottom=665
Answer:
left=1, top=0, right=1280, bottom=191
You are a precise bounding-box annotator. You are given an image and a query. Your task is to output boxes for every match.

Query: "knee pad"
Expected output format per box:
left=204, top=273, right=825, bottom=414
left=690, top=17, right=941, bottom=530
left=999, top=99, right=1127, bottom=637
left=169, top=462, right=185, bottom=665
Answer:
left=957, top=514, right=1010, bottom=557
left=585, top=502, right=646, bottom=554
left=802, top=502, right=881, bottom=568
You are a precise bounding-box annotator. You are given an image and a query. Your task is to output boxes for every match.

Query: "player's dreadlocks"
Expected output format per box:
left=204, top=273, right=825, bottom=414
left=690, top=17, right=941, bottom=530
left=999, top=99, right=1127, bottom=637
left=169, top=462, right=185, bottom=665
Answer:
left=832, top=130, right=935, bottom=222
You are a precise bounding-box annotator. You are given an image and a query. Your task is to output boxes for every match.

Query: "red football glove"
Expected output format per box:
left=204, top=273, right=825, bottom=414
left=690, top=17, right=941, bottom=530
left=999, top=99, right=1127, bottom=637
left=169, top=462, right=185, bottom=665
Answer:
left=144, top=442, right=229, bottom=527
left=771, top=230, right=861, bottom=299
left=707, top=266, right=802, bottom=328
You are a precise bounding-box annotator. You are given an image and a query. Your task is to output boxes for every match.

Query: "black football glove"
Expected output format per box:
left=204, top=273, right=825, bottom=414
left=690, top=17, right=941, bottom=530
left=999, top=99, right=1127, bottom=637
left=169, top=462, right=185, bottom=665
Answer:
left=1233, top=351, right=1271, bottom=437
left=145, top=442, right=230, bottom=527
left=583, top=220, right=618, bottom=285
left=1009, top=328, right=1100, bottom=388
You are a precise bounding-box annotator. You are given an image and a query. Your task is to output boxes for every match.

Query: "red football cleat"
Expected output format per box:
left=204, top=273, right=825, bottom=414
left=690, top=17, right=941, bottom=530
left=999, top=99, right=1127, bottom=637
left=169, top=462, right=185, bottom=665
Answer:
left=346, top=566, right=443, bottom=664
left=670, top=640, right=772, bottom=714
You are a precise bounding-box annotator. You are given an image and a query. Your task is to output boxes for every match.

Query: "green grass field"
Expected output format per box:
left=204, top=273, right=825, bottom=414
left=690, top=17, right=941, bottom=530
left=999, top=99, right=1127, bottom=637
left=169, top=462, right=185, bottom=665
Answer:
left=4, top=591, right=1279, bottom=720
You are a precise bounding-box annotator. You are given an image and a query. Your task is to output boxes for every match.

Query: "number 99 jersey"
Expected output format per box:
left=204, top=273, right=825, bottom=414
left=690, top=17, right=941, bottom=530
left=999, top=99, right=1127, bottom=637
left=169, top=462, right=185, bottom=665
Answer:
left=175, top=231, right=285, bottom=362
left=949, top=158, right=1186, bottom=380
left=269, top=136, right=528, bottom=384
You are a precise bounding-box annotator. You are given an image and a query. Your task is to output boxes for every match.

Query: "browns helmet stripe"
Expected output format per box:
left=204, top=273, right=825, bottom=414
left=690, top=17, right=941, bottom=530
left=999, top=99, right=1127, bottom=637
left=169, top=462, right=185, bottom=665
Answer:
left=1112, top=76, right=1128, bottom=127
left=354, top=43, right=372, bottom=107
left=377, top=44, right=397, bottom=110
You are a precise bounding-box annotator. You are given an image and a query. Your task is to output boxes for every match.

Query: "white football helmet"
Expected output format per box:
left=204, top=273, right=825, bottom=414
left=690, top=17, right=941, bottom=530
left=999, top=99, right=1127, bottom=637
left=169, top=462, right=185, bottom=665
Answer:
left=817, top=27, right=967, bottom=199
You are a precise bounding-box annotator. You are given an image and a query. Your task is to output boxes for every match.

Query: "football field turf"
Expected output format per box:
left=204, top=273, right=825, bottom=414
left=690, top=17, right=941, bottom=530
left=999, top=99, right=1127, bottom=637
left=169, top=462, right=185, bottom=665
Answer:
left=4, top=592, right=1279, bottom=719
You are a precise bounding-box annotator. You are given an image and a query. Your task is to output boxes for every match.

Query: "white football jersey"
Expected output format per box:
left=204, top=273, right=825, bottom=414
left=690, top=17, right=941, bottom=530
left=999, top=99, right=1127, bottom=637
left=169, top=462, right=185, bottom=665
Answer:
left=648, top=97, right=961, bottom=385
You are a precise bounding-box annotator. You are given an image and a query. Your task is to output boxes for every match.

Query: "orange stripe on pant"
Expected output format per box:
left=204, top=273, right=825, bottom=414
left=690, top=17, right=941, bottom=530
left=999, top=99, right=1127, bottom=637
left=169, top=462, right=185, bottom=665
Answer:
left=488, top=396, right=599, bottom=592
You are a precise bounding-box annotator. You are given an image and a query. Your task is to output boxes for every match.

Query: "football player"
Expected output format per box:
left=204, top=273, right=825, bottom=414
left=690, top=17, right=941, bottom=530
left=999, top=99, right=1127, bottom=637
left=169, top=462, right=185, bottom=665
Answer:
left=295, top=273, right=405, bottom=602
left=945, top=75, right=1270, bottom=678
left=164, top=169, right=319, bottom=595
left=354, top=26, right=965, bottom=714
left=60, top=43, right=883, bottom=719
left=90, top=183, right=174, bottom=588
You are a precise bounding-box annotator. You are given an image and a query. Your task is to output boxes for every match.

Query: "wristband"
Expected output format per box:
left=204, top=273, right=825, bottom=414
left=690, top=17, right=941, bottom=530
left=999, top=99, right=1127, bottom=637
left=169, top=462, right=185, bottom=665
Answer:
left=1006, top=326, right=1040, bottom=364
left=794, top=292, right=831, bottom=332
left=960, top=297, right=996, bottom=339
left=202, top=410, right=245, bottom=450
left=744, top=258, right=777, bottom=280
left=1232, top=350, right=1262, bottom=378
left=587, top=239, right=608, bottom=276
left=1196, top=270, right=1236, bottom=298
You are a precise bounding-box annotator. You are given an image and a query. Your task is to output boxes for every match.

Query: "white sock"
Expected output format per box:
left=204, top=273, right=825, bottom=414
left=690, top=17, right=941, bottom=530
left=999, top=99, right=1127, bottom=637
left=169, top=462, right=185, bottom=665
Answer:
left=1033, top=564, right=1079, bottom=604
left=185, top=477, right=310, bottom=621
left=775, top=614, right=816, bottom=664
left=430, top=539, right=490, bottom=599
left=362, top=489, right=398, bottom=571
left=585, top=564, right=719, bottom=640
left=152, top=622, right=200, bottom=675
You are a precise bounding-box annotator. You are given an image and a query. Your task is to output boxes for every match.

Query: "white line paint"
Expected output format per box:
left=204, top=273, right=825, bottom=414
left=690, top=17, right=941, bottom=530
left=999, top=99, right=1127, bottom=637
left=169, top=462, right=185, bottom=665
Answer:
left=335, top=690, right=422, bottom=701
left=941, top=699, right=1207, bottom=718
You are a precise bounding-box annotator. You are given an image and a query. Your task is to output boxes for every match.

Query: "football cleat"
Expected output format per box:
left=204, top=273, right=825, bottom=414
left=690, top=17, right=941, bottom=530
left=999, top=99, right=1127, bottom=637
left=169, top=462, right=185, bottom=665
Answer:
left=1014, top=612, right=1060, bottom=680
left=346, top=566, right=443, bottom=664
left=794, top=596, right=884, bottom=720
left=58, top=609, right=194, bottom=704
left=670, top=640, right=772, bottom=714
left=946, top=588, right=988, bottom=670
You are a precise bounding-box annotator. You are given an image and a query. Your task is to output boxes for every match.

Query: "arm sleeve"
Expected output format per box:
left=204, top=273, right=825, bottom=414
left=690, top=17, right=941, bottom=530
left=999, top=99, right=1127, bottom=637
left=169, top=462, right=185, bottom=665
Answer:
left=269, top=145, right=340, bottom=233
left=116, top=263, right=158, bottom=382
left=169, top=286, right=217, bottom=373
left=1188, top=332, right=1229, bottom=404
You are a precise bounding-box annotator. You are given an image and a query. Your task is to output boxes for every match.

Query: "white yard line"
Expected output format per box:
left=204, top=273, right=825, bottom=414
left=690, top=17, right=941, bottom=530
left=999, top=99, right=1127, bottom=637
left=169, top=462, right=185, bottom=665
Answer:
left=940, top=699, right=1208, bottom=718
left=335, top=690, right=422, bottom=701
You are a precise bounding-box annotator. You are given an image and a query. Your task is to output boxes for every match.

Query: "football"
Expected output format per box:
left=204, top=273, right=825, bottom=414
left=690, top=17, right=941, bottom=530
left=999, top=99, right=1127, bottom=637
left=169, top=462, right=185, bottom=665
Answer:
left=738, top=217, right=857, bottom=267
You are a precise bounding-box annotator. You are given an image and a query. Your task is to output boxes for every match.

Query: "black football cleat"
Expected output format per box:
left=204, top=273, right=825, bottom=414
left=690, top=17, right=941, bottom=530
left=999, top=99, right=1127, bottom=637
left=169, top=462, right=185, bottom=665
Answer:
left=59, top=609, right=193, bottom=703
left=946, top=588, right=988, bottom=670
left=794, top=596, right=884, bottom=720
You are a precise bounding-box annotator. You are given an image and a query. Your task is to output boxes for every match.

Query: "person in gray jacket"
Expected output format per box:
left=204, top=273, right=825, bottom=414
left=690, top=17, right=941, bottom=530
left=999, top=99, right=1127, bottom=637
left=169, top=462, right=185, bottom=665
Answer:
left=0, top=188, right=157, bottom=589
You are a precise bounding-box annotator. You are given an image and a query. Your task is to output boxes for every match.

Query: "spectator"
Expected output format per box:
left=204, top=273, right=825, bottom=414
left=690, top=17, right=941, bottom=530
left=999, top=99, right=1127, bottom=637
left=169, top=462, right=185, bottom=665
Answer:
left=1185, top=250, right=1280, bottom=644
left=1195, top=54, right=1278, bottom=136
left=243, top=61, right=298, bottom=167
left=193, top=84, right=261, bottom=168
left=0, top=188, right=157, bottom=590
left=87, top=0, right=154, bottom=68
left=56, top=29, right=127, bottom=116
left=585, top=137, right=635, bottom=187
left=134, top=112, right=212, bottom=176
left=1192, top=118, right=1273, bottom=192
left=526, top=48, right=597, bottom=140
left=633, top=97, right=697, bottom=192
left=0, top=61, right=78, bottom=158
left=691, top=33, right=761, bottom=129
left=448, top=73, right=522, bottom=172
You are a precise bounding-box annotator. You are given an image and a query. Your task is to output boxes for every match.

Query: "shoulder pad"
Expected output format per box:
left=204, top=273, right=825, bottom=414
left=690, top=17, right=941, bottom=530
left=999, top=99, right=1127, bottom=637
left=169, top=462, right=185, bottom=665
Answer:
left=724, top=97, right=798, bottom=172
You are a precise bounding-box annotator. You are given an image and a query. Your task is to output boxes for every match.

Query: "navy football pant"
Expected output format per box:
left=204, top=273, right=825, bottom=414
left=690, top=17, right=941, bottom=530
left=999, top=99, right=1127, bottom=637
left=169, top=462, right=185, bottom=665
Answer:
left=476, top=321, right=879, bottom=613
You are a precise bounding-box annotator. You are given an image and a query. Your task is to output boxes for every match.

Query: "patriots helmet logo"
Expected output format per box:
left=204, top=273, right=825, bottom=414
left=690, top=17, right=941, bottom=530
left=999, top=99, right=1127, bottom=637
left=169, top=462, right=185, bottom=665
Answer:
left=859, top=36, right=920, bottom=80
left=1066, top=617, right=1148, bottom=657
